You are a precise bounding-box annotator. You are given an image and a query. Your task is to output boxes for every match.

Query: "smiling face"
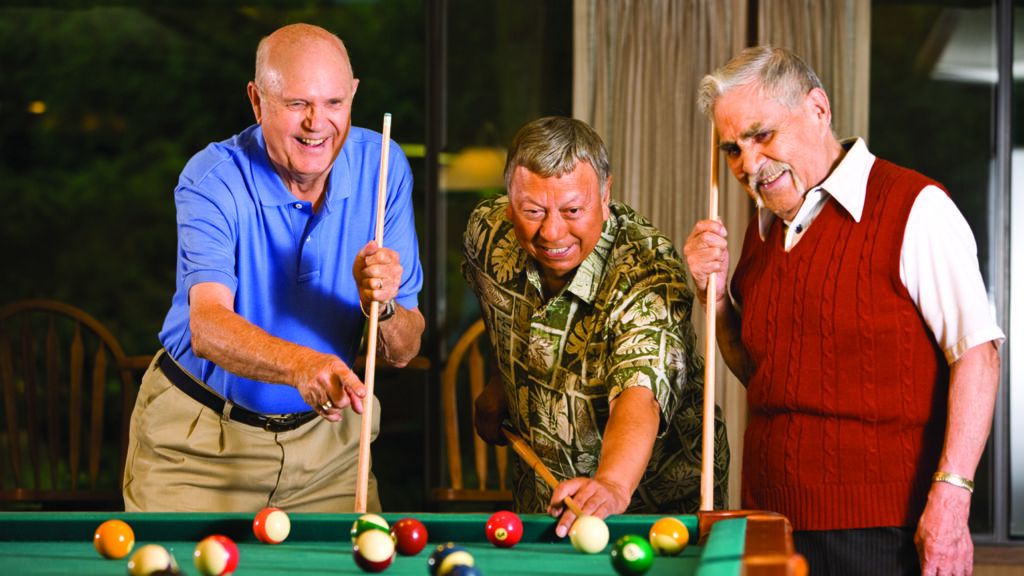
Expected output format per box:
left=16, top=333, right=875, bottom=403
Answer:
left=713, top=81, right=839, bottom=221
left=506, top=162, right=610, bottom=295
left=247, top=29, right=358, bottom=199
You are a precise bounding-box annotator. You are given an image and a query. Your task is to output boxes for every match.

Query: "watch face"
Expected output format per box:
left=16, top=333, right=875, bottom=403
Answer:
left=379, top=299, right=396, bottom=321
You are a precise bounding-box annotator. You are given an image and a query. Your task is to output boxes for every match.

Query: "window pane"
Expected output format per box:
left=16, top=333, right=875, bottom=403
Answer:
left=0, top=1, right=427, bottom=510
left=1010, top=0, right=1024, bottom=539
left=870, top=1, right=997, bottom=533
left=442, top=0, right=573, bottom=348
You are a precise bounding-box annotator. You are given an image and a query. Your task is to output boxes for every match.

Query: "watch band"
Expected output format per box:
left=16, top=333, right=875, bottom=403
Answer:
left=378, top=298, right=396, bottom=322
left=933, top=471, right=974, bottom=493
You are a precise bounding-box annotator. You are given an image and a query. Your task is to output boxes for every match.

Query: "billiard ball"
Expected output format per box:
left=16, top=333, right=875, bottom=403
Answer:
left=569, top=514, right=609, bottom=554
left=127, top=544, right=178, bottom=576
left=484, top=510, right=523, bottom=548
left=609, top=534, right=654, bottom=576
left=353, top=529, right=396, bottom=573
left=647, top=516, right=689, bottom=556
left=93, top=518, right=135, bottom=559
left=193, top=534, right=239, bottom=576
left=446, top=565, right=483, bottom=576
left=391, top=517, right=429, bottom=555
left=350, top=513, right=390, bottom=544
left=427, top=542, right=475, bottom=576
left=253, top=507, right=291, bottom=544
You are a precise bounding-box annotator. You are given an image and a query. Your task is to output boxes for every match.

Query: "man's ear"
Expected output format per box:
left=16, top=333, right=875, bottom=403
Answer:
left=601, top=175, right=612, bottom=220
left=805, top=87, right=832, bottom=127
left=247, top=81, right=263, bottom=124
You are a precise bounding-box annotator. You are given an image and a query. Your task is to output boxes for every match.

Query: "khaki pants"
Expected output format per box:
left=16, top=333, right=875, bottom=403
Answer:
left=123, top=354, right=381, bottom=512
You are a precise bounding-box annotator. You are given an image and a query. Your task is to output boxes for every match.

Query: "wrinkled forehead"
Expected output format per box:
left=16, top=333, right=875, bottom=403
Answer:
left=714, top=84, right=776, bottom=132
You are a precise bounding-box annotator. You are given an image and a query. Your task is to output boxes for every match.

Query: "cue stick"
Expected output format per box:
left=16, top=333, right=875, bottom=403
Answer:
left=700, top=121, right=720, bottom=512
left=502, top=427, right=585, bottom=517
left=355, top=112, right=392, bottom=513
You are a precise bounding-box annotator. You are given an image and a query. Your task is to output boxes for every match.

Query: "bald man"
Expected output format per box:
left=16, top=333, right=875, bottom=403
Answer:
left=124, top=23, right=425, bottom=512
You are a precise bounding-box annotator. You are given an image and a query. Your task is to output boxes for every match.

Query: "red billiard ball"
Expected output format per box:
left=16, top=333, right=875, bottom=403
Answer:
left=193, top=534, right=239, bottom=576
left=253, top=507, right=291, bottom=544
left=485, top=510, right=523, bottom=548
left=93, top=518, right=135, bottom=559
left=353, top=529, right=396, bottom=573
left=391, top=517, right=429, bottom=555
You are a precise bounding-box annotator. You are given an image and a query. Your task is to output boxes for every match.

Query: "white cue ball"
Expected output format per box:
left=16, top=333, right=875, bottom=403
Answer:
left=569, top=514, right=610, bottom=554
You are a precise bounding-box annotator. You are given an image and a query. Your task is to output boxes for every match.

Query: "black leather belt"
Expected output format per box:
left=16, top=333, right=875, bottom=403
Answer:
left=157, top=351, right=317, bottom=433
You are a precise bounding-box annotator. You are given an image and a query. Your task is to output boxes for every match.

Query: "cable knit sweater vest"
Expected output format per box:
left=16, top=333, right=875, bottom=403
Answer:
left=732, top=158, right=950, bottom=531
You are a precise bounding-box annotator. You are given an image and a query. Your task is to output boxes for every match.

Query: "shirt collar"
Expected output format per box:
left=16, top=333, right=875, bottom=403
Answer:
left=756, top=137, right=875, bottom=240
left=248, top=125, right=352, bottom=211
left=524, top=211, right=616, bottom=305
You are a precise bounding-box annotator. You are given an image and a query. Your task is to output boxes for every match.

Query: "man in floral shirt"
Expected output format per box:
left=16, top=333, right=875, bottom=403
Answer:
left=463, top=116, right=728, bottom=537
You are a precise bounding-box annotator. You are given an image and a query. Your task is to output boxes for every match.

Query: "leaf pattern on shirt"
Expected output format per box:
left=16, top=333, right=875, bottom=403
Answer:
left=622, top=291, right=668, bottom=325
left=491, top=235, right=521, bottom=283
left=527, top=333, right=556, bottom=372
left=462, top=195, right=731, bottom=514
left=554, top=394, right=571, bottom=445
left=564, top=315, right=595, bottom=357
left=616, top=331, right=660, bottom=357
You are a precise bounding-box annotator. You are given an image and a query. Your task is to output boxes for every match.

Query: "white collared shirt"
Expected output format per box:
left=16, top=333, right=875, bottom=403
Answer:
left=755, top=138, right=1004, bottom=364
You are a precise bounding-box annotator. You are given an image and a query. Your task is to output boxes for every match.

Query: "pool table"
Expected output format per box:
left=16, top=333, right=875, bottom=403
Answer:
left=0, top=510, right=804, bottom=575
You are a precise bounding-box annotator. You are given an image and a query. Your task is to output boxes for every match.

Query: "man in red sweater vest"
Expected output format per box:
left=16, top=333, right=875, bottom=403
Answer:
left=684, top=46, right=1003, bottom=576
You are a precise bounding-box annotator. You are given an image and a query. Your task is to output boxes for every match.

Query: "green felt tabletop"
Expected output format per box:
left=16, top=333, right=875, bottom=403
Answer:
left=0, top=512, right=751, bottom=575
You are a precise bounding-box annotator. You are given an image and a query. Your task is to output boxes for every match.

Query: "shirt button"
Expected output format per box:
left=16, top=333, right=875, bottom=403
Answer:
left=294, top=203, right=302, bottom=209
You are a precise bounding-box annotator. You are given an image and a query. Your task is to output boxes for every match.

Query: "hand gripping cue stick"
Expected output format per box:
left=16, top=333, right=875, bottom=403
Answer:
left=700, top=121, right=719, bottom=512
left=501, top=424, right=584, bottom=517
left=355, top=113, right=392, bottom=513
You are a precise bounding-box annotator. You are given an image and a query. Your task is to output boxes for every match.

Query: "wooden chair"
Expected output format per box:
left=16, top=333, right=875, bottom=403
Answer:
left=0, top=299, right=151, bottom=510
left=431, top=318, right=513, bottom=508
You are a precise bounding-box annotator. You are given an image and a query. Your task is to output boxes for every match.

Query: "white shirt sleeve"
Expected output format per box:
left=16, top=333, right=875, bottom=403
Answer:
left=900, top=185, right=1005, bottom=364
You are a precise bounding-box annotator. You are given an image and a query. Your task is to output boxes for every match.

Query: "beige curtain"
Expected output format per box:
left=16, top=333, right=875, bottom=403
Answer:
left=574, top=0, right=749, bottom=508
left=759, top=0, right=871, bottom=140
left=574, top=0, right=870, bottom=509
left=574, top=0, right=745, bottom=249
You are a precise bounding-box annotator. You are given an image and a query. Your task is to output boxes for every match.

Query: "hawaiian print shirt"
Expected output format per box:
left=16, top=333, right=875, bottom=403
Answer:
left=462, top=196, right=729, bottom=514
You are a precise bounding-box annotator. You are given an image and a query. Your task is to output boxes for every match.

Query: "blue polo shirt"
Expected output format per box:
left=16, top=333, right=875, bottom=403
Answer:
left=159, top=124, right=423, bottom=414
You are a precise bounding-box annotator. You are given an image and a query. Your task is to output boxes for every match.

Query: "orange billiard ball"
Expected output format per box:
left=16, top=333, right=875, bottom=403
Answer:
left=648, top=516, right=689, bottom=556
left=93, top=519, right=135, bottom=559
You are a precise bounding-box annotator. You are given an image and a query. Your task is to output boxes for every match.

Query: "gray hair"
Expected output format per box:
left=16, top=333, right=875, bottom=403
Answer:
left=697, top=46, right=825, bottom=116
left=504, top=116, right=611, bottom=193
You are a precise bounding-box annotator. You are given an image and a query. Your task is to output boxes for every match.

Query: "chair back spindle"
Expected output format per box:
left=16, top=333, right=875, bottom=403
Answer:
left=0, top=299, right=150, bottom=510
left=433, top=318, right=513, bottom=509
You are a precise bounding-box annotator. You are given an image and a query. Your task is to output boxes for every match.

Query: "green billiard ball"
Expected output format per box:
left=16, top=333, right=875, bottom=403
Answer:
left=610, top=534, right=654, bottom=575
left=350, top=513, right=391, bottom=544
